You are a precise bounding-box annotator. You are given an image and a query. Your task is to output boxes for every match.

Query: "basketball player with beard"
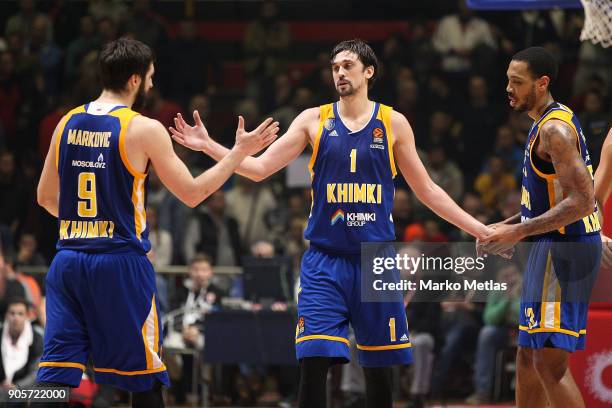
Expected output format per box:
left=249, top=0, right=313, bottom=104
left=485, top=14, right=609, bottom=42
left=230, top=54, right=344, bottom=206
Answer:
left=35, top=37, right=278, bottom=407
left=482, top=47, right=601, bottom=408
left=170, top=39, right=494, bottom=408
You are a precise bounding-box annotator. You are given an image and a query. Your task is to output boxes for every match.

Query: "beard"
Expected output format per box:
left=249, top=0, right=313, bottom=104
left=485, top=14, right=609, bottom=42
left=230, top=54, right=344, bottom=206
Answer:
left=512, top=86, right=537, bottom=112
left=132, top=81, right=148, bottom=111
left=336, top=81, right=356, bottom=97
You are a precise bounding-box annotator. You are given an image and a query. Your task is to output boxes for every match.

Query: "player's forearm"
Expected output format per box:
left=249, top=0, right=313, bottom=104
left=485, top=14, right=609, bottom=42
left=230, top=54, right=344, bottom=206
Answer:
left=37, top=193, right=59, bottom=217
left=205, top=139, right=266, bottom=181
left=518, top=195, right=593, bottom=238
left=417, top=182, right=488, bottom=240
left=189, top=148, right=249, bottom=207
left=502, top=212, right=521, bottom=224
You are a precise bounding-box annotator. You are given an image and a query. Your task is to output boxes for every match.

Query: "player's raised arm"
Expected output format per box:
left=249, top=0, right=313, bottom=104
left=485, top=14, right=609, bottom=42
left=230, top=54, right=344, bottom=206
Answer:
left=140, top=115, right=278, bottom=208
left=37, top=119, right=64, bottom=217
left=391, top=111, right=491, bottom=240
left=170, top=108, right=315, bottom=181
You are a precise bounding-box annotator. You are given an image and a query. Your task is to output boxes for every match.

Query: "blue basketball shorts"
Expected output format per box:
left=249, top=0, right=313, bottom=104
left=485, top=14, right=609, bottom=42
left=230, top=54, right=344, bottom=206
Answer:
left=37, top=250, right=170, bottom=392
left=519, top=235, right=601, bottom=352
left=295, top=245, right=413, bottom=367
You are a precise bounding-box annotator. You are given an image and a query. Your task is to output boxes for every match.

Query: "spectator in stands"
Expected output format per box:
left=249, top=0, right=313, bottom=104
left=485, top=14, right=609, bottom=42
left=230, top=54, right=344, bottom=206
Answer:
left=579, top=90, right=610, bottom=168
left=146, top=206, right=172, bottom=268
left=0, top=298, right=43, bottom=396
left=88, top=0, right=128, bottom=26
left=142, top=88, right=183, bottom=129
left=172, top=254, right=224, bottom=405
left=395, top=78, right=426, bottom=137
left=431, top=0, right=496, bottom=77
left=27, top=15, right=62, bottom=97
left=392, top=188, right=414, bottom=241
left=97, top=16, right=120, bottom=44
left=38, top=94, right=71, bottom=162
left=184, top=190, right=244, bottom=266
left=402, top=244, right=441, bottom=408
left=158, top=20, right=216, bottom=108
left=4, top=0, right=52, bottom=40
left=474, top=155, right=517, bottom=210
left=243, top=0, right=291, bottom=99
left=148, top=169, right=190, bottom=264
left=226, top=175, right=277, bottom=248
left=124, top=0, right=167, bottom=49
left=15, top=233, right=46, bottom=268
left=0, top=251, right=26, bottom=318
left=64, top=15, right=99, bottom=80
left=460, top=75, right=504, bottom=162
left=270, top=86, right=313, bottom=132
left=466, top=263, right=521, bottom=405
left=493, top=124, right=524, bottom=182
left=0, top=151, right=26, bottom=249
left=427, top=146, right=464, bottom=202
left=0, top=52, right=23, bottom=145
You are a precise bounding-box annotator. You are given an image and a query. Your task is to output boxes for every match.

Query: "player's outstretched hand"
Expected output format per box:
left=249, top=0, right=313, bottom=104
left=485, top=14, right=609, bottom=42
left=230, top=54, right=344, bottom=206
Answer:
left=234, top=116, right=279, bottom=156
left=169, top=110, right=211, bottom=152
left=602, top=234, right=612, bottom=269
left=478, top=224, right=518, bottom=259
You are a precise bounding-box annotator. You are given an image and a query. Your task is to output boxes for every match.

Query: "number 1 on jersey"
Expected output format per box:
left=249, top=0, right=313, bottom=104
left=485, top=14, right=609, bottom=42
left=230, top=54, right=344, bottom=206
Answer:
left=78, top=172, right=97, bottom=217
left=389, top=317, right=396, bottom=342
left=350, top=149, right=357, bottom=173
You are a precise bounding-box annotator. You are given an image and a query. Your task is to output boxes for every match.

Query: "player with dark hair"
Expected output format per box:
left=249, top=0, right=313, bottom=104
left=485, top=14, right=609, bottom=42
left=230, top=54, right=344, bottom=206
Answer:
left=36, top=37, right=278, bottom=407
left=171, top=38, right=494, bottom=408
left=482, top=46, right=601, bottom=408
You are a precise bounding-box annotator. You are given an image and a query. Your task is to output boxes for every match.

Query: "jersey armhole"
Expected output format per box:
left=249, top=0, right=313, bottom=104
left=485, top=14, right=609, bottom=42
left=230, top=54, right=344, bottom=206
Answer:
left=529, top=112, right=580, bottom=181
left=308, top=104, right=332, bottom=178
left=379, top=104, right=397, bottom=178
left=55, top=105, right=86, bottom=170
left=113, top=109, right=147, bottom=179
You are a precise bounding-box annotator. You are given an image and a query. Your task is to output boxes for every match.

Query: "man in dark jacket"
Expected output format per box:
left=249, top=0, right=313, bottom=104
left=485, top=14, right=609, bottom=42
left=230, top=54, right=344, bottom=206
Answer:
left=0, top=298, right=43, bottom=395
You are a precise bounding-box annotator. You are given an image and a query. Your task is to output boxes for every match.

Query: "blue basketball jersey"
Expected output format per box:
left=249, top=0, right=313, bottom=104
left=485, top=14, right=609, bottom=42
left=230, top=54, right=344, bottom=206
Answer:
left=55, top=102, right=150, bottom=254
left=304, top=102, right=396, bottom=252
left=520, top=102, right=600, bottom=237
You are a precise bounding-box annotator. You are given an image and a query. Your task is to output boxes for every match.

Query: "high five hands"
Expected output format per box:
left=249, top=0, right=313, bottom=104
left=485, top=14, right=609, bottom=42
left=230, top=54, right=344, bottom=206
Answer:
left=170, top=110, right=280, bottom=156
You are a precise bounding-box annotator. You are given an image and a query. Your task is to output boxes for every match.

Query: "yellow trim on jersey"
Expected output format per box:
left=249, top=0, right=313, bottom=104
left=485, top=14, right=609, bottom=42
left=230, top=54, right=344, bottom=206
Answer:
left=378, top=104, right=397, bottom=178
left=110, top=108, right=146, bottom=178
left=554, top=282, right=562, bottom=329
left=93, top=366, right=167, bottom=376
left=308, top=104, right=334, bottom=178
left=519, top=325, right=586, bottom=338
left=295, top=334, right=350, bottom=346
left=142, top=294, right=162, bottom=370
left=545, top=179, right=566, bottom=234
left=356, top=342, right=412, bottom=351
left=529, top=108, right=580, bottom=181
left=132, top=177, right=147, bottom=240
left=39, top=361, right=86, bottom=371
left=55, top=105, right=86, bottom=169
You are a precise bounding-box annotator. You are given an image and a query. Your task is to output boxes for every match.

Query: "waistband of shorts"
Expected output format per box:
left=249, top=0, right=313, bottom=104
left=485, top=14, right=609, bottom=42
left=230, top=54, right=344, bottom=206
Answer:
left=310, top=243, right=362, bottom=256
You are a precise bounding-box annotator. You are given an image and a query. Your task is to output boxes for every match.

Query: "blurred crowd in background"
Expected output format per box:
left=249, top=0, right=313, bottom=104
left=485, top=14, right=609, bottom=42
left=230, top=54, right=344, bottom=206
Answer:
left=0, top=0, right=611, bottom=406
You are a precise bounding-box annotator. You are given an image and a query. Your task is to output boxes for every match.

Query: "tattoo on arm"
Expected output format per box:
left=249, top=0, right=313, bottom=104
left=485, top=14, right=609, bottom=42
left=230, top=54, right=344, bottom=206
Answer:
left=520, top=120, right=594, bottom=237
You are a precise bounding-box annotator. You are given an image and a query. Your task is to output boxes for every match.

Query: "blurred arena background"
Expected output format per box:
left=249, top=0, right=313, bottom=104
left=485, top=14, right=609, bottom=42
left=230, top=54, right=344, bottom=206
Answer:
left=0, top=0, right=611, bottom=407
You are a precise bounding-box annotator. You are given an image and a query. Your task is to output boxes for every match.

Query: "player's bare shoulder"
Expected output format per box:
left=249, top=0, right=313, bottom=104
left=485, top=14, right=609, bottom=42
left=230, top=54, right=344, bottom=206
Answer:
left=294, top=107, right=320, bottom=144
left=389, top=110, right=414, bottom=146
left=538, top=118, right=577, bottom=159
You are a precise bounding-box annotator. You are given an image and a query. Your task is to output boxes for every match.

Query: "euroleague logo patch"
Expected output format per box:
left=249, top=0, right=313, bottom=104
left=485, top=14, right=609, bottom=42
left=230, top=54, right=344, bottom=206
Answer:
left=298, top=316, right=305, bottom=334
left=324, top=118, right=335, bottom=131
left=371, top=127, right=385, bottom=149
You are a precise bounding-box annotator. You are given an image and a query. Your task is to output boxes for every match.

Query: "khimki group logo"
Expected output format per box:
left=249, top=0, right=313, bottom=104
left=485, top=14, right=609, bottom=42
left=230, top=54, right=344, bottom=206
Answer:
left=331, top=209, right=345, bottom=225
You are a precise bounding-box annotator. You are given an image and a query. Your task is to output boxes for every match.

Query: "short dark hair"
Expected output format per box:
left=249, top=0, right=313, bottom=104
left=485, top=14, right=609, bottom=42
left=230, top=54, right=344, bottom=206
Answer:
left=511, top=47, right=558, bottom=86
left=330, top=39, right=378, bottom=89
left=6, top=297, right=30, bottom=311
left=98, top=37, right=154, bottom=92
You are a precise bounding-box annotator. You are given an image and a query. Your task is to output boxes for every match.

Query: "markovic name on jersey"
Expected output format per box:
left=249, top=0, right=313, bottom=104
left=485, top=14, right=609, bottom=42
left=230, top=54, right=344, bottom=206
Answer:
left=67, top=129, right=112, bottom=148
left=327, top=183, right=382, bottom=204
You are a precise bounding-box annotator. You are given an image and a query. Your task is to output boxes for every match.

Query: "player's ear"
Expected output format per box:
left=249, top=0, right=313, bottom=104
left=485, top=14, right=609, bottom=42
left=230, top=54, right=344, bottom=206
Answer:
left=537, top=75, right=550, bottom=93
left=364, top=65, right=374, bottom=80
